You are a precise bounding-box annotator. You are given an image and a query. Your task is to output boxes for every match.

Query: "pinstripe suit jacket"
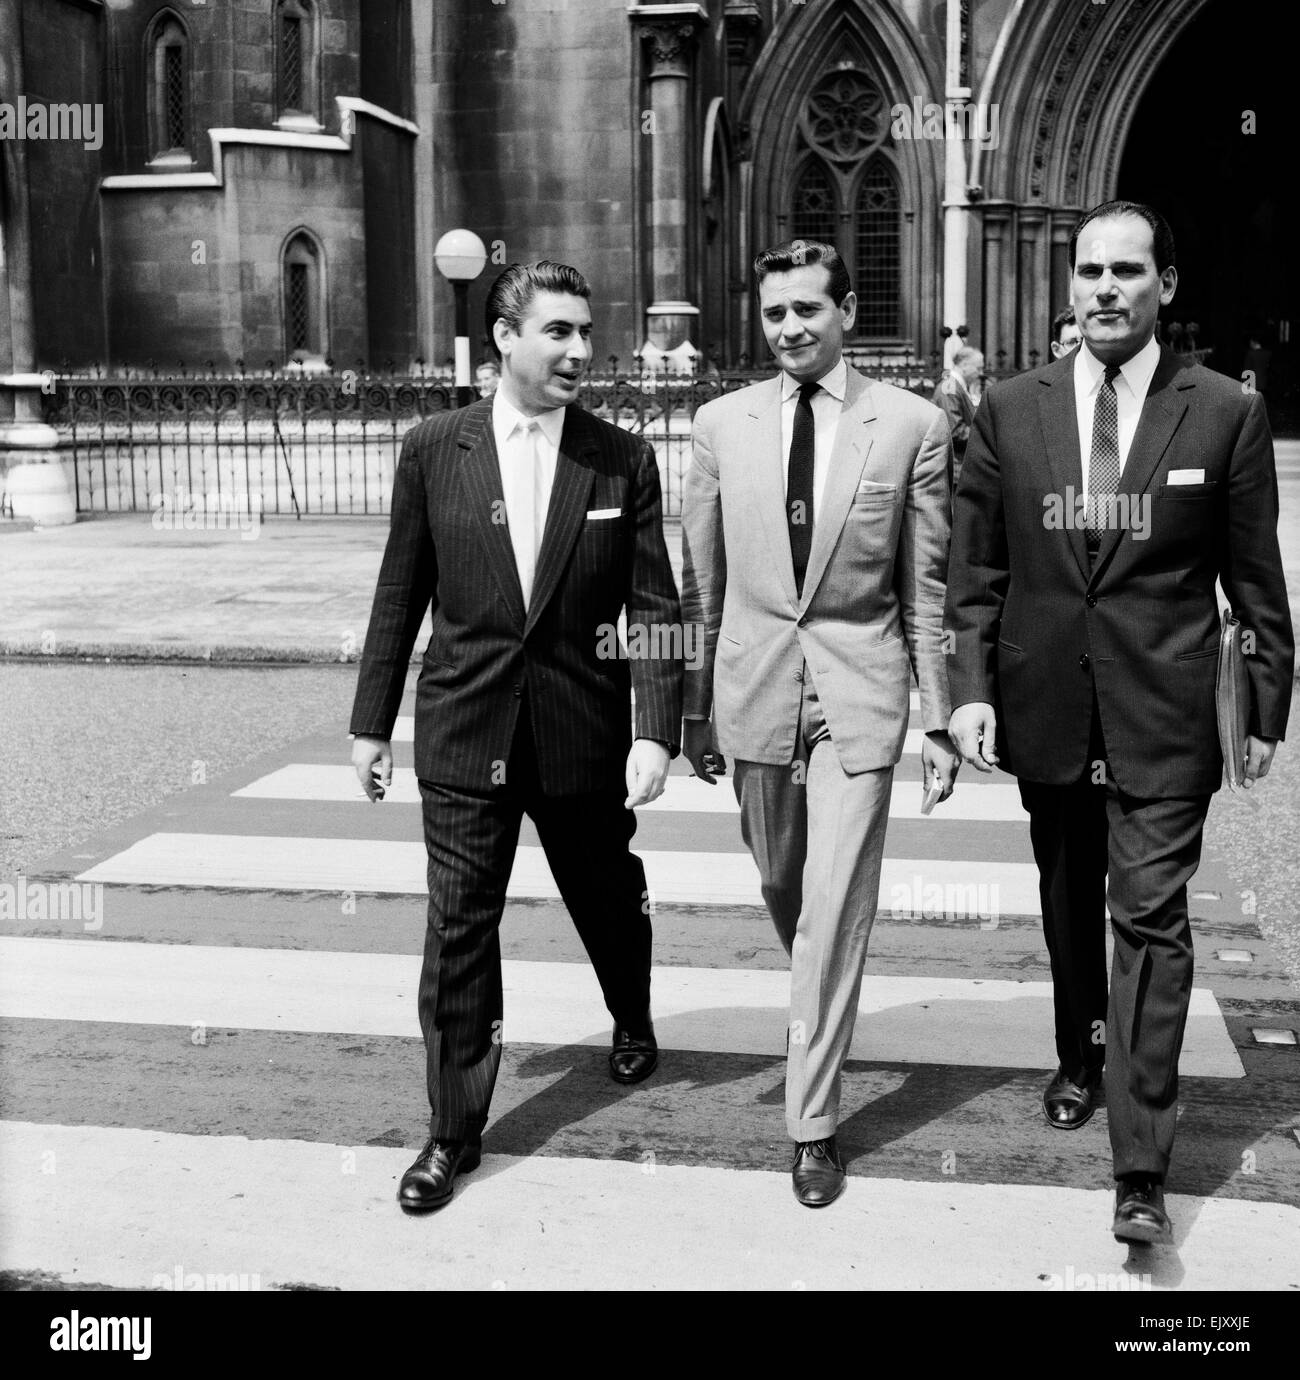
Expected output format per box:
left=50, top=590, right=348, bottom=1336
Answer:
left=350, top=398, right=684, bottom=794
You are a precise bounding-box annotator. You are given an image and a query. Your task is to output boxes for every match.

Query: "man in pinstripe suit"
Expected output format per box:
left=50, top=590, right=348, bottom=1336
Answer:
left=350, top=262, right=684, bottom=1212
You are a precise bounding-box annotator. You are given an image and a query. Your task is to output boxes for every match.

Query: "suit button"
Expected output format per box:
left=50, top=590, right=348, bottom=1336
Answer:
left=793, top=670, right=803, bottom=683
left=1079, top=653, right=1090, bottom=670
left=1086, top=595, right=1097, bottom=608
left=512, top=683, right=523, bottom=697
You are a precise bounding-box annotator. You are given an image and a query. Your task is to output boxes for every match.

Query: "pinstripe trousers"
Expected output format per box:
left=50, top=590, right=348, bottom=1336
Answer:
left=415, top=700, right=653, bottom=1140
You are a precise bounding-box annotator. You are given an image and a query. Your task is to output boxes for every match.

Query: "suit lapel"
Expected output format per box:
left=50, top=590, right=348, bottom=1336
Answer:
left=800, top=366, right=875, bottom=606
left=456, top=401, right=526, bottom=626
left=524, top=406, right=597, bottom=637
left=747, top=378, right=800, bottom=612
left=1092, top=347, right=1190, bottom=573
left=1037, top=358, right=1089, bottom=582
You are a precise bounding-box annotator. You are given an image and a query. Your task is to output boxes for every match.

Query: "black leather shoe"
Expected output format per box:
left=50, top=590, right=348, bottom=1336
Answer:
left=397, top=1137, right=481, bottom=1212
left=1113, top=1176, right=1172, bottom=1245
left=610, top=1023, right=658, bottom=1084
left=792, top=1136, right=845, bottom=1207
left=1042, top=1066, right=1103, bottom=1129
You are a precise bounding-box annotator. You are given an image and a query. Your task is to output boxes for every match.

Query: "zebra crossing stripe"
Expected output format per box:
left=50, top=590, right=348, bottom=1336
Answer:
left=75, top=834, right=1044, bottom=912
left=234, top=765, right=1028, bottom=819
left=0, top=937, right=1242, bottom=1076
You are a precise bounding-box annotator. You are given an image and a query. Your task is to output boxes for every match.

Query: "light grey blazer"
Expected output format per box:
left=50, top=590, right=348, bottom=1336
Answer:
left=681, top=363, right=953, bottom=773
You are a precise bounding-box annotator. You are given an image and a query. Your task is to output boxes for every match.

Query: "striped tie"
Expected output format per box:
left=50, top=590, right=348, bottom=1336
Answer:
left=1086, top=364, right=1122, bottom=539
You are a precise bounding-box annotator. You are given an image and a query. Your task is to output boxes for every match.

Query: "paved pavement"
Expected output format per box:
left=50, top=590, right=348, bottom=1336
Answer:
left=2, top=437, right=1298, bottom=663
left=1, top=675, right=1297, bottom=1291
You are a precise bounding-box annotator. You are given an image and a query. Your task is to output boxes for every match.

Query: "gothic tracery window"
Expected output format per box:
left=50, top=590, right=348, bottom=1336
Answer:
left=787, top=67, right=905, bottom=342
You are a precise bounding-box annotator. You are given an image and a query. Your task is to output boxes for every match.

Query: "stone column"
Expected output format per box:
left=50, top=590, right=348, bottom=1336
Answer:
left=0, top=0, right=76, bottom=523
left=630, top=4, right=706, bottom=368
left=1016, top=206, right=1048, bottom=371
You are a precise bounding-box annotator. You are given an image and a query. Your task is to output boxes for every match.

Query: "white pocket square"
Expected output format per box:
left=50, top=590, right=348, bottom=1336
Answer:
left=857, top=479, right=895, bottom=492
left=1166, top=469, right=1205, bottom=485
left=586, top=507, right=622, bottom=520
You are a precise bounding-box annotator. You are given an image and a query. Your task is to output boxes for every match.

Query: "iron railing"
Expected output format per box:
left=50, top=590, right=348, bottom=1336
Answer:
left=46, top=353, right=971, bottom=517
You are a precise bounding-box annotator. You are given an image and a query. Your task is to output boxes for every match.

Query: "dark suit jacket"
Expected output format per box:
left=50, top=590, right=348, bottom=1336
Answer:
left=930, top=373, right=977, bottom=456
left=350, top=399, right=684, bottom=795
left=945, top=347, right=1293, bottom=798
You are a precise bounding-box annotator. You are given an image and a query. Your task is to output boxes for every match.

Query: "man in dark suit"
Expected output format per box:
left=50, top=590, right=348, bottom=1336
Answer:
left=930, top=346, right=983, bottom=494
left=946, top=201, right=1292, bottom=1243
left=350, top=260, right=684, bottom=1212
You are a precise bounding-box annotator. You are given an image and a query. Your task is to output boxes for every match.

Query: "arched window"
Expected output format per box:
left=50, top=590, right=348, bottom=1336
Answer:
left=148, top=12, right=190, bottom=158
left=781, top=65, right=909, bottom=344
left=854, top=159, right=901, bottom=337
left=791, top=159, right=838, bottom=245
left=283, top=232, right=325, bottom=359
left=277, top=0, right=320, bottom=123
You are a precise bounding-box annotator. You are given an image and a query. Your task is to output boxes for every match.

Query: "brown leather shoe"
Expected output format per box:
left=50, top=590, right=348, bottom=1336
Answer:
left=1042, top=1066, right=1103, bottom=1130
left=610, top=1023, right=658, bottom=1084
left=1113, top=1175, right=1171, bottom=1244
left=397, top=1137, right=481, bottom=1212
left=792, top=1136, right=845, bottom=1207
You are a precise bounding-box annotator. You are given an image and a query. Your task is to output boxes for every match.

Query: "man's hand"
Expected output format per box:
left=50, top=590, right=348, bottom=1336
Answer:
left=683, top=719, right=727, bottom=784
left=1242, top=735, right=1278, bottom=787
left=351, top=735, right=392, bottom=802
left=949, top=702, right=999, bottom=773
left=921, top=729, right=960, bottom=804
left=625, top=738, right=671, bottom=809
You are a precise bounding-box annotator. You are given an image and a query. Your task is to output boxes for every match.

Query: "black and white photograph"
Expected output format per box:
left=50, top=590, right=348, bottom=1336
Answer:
left=1, top=0, right=1297, bottom=1338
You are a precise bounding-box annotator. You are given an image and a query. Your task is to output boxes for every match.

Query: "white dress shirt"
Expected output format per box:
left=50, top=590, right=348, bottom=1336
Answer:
left=780, top=356, right=847, bottom=517
left=492, top=388, right=565, bottom=608
left=1073, top=335, right=1161, bottom=494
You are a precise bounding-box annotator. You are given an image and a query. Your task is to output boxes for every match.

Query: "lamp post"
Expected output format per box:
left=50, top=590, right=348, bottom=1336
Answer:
left=433, top=230, right=488, bottom=408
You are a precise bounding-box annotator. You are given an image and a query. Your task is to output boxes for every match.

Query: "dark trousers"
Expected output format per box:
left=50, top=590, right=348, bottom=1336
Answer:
left=1018, top=698, right=1210, bottom=1180
left=415, top=704, right=652, bottom=1140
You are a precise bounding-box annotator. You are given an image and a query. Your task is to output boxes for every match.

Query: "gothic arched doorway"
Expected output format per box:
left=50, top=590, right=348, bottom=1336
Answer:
left=1117, top=0, right=1298, bottom=429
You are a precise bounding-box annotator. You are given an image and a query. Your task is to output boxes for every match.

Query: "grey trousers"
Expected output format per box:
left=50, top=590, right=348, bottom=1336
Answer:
left=732, top=669, right=894, bottom=1141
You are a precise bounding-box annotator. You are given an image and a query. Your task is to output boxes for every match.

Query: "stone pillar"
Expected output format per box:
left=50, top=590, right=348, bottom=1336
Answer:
left=631, top=4, right=706, bottom=369
left=0, top=1, right=76, bottom=523
left=980, top=204, right=1013, bottom=372
left=940, top=0, right=971, bottom=368
left=1016, top=206, right=1048, bottom=371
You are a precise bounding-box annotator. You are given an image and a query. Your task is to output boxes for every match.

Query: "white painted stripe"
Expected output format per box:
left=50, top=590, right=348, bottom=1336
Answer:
left=3, top=1122, right=1290, bottom=1290
left=236, top=765, right=1028, bottom=819
left=0, top=938, right=1241, bottom=1076
left=6, top=1122, right=1292, bottom=1290
left=78, top=834, right=1044, bottom=912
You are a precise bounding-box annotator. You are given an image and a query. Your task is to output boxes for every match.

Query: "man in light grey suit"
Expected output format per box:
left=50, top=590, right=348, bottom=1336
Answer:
left=680, top=239, right=959, bottom=1206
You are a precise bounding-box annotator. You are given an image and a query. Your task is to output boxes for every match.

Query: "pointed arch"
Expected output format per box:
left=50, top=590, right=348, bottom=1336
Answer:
left=281, top=228, right=327, bottom=361
left=145, top=8, right=191, bottom=159
left=276, top=0, right=322, bottom=124
left=740, top=0, right=942, bottom=354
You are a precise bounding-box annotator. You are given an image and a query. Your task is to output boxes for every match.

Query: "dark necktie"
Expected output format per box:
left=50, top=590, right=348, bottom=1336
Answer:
left=1085, top=364, right=1122, bottom=547
left=787, top=381, right=818, bottom=596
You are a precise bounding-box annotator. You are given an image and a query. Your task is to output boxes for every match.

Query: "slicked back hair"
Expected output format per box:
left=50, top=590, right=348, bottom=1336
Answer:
left=753, top=239, right=852, bottom=306
left=1068, top=200, right=1176, bottom=276
left=484, top=260, right=591, bottom=360
left=1052, top=306, right=1079, bottom=344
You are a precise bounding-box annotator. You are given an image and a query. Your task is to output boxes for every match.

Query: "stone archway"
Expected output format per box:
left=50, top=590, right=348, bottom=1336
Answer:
left=739, top=0, right=942, bottom=360
left=975, top=0, right=1218, bottom=368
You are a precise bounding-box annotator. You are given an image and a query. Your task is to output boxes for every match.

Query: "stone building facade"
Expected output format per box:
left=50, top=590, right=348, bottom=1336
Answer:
left=1, top=0, right=1293, bottom=385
